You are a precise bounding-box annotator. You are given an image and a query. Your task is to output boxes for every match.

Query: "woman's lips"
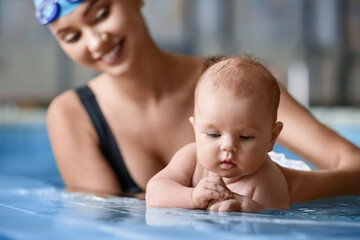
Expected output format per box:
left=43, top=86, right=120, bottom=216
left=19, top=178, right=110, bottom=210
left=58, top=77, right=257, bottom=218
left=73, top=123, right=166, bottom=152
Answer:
left=98, top=39, right=124, bottom=64
left=220, top=159, right=236, bottom=169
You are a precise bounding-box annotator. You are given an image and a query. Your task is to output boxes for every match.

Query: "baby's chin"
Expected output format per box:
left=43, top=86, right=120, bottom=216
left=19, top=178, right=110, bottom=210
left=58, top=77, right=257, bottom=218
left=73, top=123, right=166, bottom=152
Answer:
left=210, top=169, right=247, bottom=179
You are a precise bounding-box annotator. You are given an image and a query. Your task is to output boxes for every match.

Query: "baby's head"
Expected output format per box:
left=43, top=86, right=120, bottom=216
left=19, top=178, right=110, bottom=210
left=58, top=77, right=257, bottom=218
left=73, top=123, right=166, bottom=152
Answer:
left=190, top=56, right=283, bottom=178
left=195, top=55, right=280, bottom=124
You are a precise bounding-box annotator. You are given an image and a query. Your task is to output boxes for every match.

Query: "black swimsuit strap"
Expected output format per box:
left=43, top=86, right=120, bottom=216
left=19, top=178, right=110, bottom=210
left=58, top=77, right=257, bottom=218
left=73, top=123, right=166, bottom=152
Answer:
left=76, top=86, right=142, bottom=193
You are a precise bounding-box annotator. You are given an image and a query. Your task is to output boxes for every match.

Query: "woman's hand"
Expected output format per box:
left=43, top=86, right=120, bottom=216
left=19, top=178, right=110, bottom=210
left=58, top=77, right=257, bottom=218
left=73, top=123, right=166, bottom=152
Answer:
left=192, top=174, right=233, bottom=209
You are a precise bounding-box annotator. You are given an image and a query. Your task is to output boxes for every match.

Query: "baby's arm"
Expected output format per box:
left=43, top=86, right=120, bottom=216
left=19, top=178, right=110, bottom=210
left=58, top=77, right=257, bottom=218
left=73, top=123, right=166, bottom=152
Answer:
left=146, top=143, right=231, bottom=209
left=208, top=157, right=289, bottom=212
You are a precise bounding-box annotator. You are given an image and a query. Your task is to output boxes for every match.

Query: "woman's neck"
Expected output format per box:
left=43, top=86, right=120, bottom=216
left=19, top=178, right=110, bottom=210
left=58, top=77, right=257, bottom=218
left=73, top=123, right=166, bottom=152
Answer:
left=101, top=44, right=201, bottom=104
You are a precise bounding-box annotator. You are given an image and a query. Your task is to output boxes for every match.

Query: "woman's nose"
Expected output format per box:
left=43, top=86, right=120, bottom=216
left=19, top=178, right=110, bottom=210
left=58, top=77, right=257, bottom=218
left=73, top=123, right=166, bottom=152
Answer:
left=87, top=30, right=109, bottom=52
left=220, top=136, right=238, bottom=152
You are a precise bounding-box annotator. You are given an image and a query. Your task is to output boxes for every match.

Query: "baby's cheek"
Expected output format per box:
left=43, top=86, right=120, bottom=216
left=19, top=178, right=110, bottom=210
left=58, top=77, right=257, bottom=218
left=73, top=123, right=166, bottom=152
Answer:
left=241, top=156, right=264, bottom=174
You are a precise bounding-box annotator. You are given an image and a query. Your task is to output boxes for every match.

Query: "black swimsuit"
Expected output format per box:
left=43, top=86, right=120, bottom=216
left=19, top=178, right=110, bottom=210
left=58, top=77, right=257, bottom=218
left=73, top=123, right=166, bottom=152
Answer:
left=76, top=86, right=142, bottom=193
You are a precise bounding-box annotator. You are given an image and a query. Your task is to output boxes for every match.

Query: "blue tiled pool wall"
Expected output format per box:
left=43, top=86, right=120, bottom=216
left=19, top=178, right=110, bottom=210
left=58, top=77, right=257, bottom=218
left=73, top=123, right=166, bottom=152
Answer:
left=1, top=124, right=359, bottom=186
left=0, top=124, right=62, bottom=185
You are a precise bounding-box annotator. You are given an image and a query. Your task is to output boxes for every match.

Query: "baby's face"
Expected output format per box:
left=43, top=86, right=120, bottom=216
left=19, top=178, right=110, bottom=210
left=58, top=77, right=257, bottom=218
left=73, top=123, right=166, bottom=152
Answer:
left=191, top=90, right=279, bottom=179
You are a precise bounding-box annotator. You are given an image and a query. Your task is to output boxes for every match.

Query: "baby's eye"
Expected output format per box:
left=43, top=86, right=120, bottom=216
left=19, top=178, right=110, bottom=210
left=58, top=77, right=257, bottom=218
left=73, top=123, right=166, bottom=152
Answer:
left=239, top=135, right=254, bottom=140
left=207, top=133, right=221, bottom=138
left=64, top=32, right=81, bottom=43
left=95, top=5, right=110, bottom=22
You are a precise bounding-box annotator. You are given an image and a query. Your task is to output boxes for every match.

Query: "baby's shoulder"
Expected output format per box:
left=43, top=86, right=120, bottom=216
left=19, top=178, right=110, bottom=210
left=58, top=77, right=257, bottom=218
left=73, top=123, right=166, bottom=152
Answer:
left=258, top=156, right=283, bottom=176
left=172, top=142, right=197, bottom=160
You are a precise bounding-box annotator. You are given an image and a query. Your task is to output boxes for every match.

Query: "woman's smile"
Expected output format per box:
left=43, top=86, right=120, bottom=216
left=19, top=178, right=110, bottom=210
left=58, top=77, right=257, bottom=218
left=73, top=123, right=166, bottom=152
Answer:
left=97, top=38, right=125, bottom=64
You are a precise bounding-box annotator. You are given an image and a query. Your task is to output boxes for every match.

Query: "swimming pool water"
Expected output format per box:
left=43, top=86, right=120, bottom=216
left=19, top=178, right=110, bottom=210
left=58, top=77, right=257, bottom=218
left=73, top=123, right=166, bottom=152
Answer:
left=0, top=124, right=62, bottom=185
left=1, top=123, right=360, bottom=239
left=0, top=174, right=359, bottom=240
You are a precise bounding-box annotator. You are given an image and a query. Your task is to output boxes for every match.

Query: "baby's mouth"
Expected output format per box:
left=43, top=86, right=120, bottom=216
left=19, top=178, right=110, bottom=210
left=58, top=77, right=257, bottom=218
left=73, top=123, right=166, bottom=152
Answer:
left=220, top=159, right=236, bottom=169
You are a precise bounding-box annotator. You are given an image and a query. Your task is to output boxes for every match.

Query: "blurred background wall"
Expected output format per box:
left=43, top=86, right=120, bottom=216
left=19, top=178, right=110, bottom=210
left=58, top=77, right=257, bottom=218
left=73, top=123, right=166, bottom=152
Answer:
left=0, top=0, right=359, bottom=109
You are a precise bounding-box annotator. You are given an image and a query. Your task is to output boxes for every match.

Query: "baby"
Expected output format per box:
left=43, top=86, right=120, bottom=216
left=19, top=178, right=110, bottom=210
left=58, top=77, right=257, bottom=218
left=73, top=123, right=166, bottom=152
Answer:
left=146, top=56, right=289, bottom=212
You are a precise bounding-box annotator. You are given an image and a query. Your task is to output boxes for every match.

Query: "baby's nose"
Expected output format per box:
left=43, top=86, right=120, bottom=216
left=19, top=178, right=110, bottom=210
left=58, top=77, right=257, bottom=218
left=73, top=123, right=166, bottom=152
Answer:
left=220, top=136, right=237, bottom=152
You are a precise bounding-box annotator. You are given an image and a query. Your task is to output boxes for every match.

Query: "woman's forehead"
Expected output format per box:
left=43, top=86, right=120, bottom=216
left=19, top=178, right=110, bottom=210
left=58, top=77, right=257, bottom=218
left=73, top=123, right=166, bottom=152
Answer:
left=49, top=0, right=104, bottom=32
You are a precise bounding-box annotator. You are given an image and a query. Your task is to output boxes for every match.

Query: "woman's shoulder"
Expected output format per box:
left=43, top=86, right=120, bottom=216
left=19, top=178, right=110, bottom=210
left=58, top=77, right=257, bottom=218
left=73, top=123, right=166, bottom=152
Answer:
left=48, top=89, right=81, bottom=115
left=46, top=88, right=89, bottom=128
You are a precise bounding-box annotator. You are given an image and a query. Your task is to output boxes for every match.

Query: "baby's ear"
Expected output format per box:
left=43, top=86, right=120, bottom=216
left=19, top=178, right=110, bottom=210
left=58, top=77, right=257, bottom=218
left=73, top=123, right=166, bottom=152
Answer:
left=189, top=116, right=196, bottom=128
left=268, top=121, right=283, bottom=152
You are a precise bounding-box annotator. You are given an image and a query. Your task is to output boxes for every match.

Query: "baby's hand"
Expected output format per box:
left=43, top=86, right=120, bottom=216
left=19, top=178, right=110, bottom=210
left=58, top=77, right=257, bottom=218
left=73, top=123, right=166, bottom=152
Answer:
left=207, top=193, right=263, bottom=212
left=192, top=174, right=233, bottom=209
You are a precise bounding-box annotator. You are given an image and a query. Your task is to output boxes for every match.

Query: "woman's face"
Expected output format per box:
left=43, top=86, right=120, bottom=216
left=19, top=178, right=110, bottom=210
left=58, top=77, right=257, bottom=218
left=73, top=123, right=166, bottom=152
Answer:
left=49, top=0, right=145, bottom=76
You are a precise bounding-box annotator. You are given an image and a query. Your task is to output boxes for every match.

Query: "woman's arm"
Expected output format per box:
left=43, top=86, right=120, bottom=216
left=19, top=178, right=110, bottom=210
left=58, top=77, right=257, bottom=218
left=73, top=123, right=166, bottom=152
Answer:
left=277, top=84, right=360, bottom=203
left=47, top=90, right=123, bottom=196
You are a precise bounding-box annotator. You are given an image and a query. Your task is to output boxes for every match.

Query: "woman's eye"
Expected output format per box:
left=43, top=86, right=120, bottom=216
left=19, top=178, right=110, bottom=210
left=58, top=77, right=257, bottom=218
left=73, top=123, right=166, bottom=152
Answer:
left=207, top=133, right=221, bottom=138
left=95, top=5, right=110, bottom=22
left=64, top=32, right=81, bottom=43
left=239, top=135, right=254, bottom=140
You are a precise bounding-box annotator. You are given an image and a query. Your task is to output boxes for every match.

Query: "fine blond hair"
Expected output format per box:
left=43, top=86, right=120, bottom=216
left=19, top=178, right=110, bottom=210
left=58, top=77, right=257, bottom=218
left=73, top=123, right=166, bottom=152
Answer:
left=195, top=55, right=281, bottom=122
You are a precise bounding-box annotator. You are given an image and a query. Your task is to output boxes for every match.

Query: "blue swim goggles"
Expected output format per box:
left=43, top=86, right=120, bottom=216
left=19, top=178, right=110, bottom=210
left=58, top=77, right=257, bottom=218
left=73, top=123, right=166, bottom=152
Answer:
left=35, top=0, right=84, bottom=25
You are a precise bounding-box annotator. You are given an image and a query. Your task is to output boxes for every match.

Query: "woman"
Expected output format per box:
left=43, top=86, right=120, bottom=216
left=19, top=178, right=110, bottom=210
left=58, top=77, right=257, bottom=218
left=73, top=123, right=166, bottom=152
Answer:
left=34, top=0, right=360, bottom=202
